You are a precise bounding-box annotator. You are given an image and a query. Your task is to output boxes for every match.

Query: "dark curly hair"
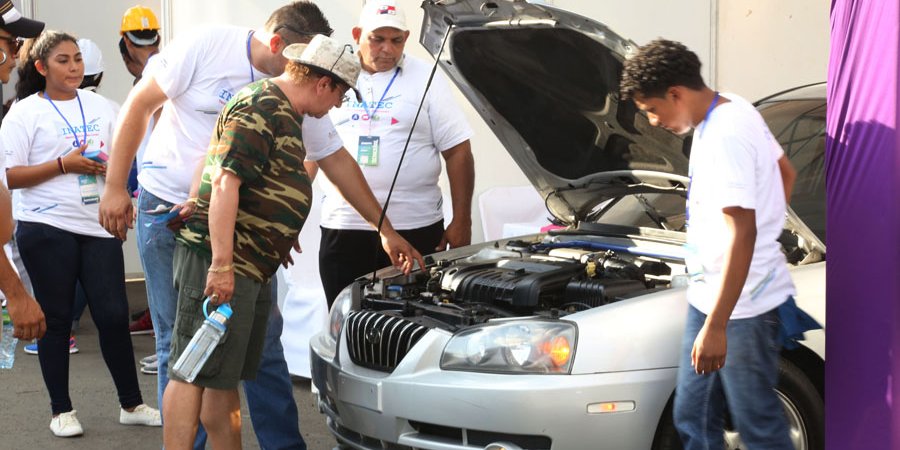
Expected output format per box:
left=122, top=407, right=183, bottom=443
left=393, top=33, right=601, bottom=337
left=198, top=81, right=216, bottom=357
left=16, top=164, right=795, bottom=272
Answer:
left=620, top=39, right=706, bottom=101
left=15, top=30, right=79, bottom=101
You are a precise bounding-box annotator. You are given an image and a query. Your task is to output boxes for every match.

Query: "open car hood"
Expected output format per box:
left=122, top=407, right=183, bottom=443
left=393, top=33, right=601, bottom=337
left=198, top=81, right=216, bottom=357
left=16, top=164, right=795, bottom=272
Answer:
left=420, top=0, right=691, bottom=224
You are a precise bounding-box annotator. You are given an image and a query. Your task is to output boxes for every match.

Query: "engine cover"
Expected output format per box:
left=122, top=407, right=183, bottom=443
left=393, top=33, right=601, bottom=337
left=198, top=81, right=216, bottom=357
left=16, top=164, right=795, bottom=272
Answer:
left=441, top=258, right=585, bottom=307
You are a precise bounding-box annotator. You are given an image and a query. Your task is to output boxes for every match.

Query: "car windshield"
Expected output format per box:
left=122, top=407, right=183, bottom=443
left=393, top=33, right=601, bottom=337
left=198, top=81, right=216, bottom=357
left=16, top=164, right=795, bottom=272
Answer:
left=757, top=97, right=827, bottom=243
left=589, top=92, right=826, bottom=244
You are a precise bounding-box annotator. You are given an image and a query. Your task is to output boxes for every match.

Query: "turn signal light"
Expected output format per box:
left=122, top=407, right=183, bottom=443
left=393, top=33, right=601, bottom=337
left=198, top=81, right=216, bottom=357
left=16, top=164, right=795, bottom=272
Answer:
left=542, top=336, right=571, bottom=367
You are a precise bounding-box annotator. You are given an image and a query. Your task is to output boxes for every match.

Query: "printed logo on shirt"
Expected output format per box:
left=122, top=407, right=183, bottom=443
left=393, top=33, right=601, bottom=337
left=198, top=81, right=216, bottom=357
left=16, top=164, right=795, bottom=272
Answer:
left=219, top=88, right=235, bottom=105
left=347, top=100, right=394, bottom=111
left=59, top=123, right=101, bottom=136
left=214, top=80, right=248, bottom=107
left=57, top=116, right=105, bottom=148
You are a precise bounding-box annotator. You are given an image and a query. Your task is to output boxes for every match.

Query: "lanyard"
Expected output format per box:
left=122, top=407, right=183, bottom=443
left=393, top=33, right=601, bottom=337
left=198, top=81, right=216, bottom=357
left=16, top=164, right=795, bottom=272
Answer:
left=362, top=67, right=400, bottom=132
left=697, top=91, right=719, bottom=139
left=246, top=30, right=255, bottom=83
left=45, top=92, right=87, bottom=148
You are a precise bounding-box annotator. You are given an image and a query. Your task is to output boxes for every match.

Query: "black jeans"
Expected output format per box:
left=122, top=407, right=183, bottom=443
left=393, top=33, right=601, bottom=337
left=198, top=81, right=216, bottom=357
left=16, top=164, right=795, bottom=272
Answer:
left=16, top=221, right=143, bottom=415
left=319, top=220, right=443, bottom=307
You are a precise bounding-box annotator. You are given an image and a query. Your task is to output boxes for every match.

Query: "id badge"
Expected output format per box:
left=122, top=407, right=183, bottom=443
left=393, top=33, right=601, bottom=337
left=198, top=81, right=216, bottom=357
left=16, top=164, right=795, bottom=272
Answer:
left=357, top=136, right=380, bottom=166
left=78, top=175, right=100, bottom=205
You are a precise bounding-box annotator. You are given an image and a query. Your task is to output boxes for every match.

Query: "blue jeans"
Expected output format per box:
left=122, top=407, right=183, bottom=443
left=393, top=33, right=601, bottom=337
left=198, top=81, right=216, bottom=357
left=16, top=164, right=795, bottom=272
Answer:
left=17, top=221, right=143, bottom=415
left=674, top=305, right=792, bottom=450
left=136, top=189, right=304, bottom=450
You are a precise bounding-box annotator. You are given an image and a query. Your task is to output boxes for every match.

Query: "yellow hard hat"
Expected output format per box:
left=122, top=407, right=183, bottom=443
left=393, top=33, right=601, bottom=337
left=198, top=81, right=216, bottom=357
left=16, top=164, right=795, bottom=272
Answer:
left=121, top=5, right=159, bottom=34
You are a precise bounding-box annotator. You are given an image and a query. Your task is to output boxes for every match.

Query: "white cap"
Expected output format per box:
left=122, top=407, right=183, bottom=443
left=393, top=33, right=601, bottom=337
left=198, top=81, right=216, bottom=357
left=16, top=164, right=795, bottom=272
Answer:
left=358, top=0, right=407, bottom=33
left=77, top=38, right=104, bottom=76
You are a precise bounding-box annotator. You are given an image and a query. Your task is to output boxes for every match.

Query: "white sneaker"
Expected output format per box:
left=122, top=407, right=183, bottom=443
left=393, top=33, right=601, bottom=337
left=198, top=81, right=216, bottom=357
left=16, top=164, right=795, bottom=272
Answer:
left=139, top=353, right=158, bottom=366
left=119, top=404, right=162, bottom=426
left=49, top=410, right=84, bottom=437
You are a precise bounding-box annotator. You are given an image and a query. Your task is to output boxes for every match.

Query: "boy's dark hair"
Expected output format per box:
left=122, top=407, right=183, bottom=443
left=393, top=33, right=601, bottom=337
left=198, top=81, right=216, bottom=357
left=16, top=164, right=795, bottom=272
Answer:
left=265, top=1, right=333, bottom=44
left=620, top=39, right=706, bottom=101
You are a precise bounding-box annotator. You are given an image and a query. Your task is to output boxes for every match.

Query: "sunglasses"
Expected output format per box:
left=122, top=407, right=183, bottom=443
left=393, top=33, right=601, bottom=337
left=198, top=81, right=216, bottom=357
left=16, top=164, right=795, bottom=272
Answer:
left=273, top=24, right=334, bottom=41
left=0, top=36, right=23, bottom=55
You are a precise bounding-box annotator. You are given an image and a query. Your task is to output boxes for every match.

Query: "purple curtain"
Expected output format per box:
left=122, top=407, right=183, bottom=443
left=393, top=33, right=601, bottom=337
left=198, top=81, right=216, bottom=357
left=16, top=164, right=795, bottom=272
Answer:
left=827, top=1, right=900, bottom=448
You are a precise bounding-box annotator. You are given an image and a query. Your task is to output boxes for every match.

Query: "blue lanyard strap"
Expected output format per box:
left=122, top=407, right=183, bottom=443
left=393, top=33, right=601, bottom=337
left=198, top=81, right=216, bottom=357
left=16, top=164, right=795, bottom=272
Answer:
left=697, top=91, right=719, bottom=139
left=246, top=30, right=255, bottom=83
left=361, top=67, right=401, bottom=122
left=45, top=92, right=87, bottom=148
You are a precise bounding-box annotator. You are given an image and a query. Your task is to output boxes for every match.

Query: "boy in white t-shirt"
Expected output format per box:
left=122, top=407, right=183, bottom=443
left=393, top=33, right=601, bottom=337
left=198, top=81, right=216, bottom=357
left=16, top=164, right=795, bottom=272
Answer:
left=620, top=39, right=798, bottom=449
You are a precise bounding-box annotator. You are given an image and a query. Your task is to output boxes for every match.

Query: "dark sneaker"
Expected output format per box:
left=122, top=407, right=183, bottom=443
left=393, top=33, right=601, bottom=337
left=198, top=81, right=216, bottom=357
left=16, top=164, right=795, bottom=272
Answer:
left=129, top=310, right=153, bottom=335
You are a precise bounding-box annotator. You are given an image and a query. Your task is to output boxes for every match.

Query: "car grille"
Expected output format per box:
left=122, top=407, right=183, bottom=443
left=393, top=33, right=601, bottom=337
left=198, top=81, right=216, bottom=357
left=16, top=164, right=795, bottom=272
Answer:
left=409, top=420, right=553, bottom=449
left=345, top=311, right=428, bottom=373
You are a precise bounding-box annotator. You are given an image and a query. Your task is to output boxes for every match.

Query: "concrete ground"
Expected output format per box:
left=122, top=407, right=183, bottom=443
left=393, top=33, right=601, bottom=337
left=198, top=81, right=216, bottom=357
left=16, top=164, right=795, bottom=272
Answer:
left=0, top=281, right=336, bottom=450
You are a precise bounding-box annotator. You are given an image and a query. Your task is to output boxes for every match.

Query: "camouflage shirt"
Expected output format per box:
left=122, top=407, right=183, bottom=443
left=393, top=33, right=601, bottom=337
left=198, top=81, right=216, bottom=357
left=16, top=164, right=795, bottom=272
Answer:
left=177, top=79, right=312, bottom=282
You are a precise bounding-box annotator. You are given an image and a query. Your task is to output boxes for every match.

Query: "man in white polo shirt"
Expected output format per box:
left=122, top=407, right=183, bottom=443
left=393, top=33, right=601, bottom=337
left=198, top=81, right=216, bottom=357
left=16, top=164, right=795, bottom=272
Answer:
left=313, top=0, right=475, bottom=307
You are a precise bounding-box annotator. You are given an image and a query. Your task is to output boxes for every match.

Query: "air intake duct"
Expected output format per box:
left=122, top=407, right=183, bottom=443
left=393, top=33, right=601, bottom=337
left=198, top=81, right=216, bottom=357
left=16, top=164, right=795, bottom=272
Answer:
left=564, top=278, right=646, bottom=307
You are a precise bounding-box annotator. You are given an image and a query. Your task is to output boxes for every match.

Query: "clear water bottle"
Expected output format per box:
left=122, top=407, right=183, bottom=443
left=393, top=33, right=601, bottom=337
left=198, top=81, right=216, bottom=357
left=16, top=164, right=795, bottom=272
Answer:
left=171, top=299, right=233, bottom=383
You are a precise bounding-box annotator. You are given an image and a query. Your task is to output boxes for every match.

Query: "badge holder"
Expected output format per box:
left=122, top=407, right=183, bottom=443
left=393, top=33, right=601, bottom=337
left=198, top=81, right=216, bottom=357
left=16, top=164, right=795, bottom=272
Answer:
left=357, top=136, right=380, bottom=166
left=78, top=175, right=100, bottom=205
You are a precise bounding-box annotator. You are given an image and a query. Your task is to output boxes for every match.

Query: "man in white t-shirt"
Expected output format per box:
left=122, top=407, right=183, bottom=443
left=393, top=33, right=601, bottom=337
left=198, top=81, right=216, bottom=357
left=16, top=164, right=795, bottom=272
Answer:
left=0, top=0, right=45, bottom=341
left=621, top=39, right=798, bottom=449
left=99, top=3, right=335, bottom=449
left=311, top=0, right=475, bottom=307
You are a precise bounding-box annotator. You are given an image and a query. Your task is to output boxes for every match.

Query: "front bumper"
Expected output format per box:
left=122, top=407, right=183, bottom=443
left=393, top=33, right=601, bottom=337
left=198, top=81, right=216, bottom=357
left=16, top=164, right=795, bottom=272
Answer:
left=310, top=329, right=676, bottom=450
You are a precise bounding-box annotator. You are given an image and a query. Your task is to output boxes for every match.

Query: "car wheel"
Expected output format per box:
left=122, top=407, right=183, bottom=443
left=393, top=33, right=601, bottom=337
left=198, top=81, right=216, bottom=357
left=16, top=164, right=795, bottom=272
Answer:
left=652, top=358, right=824, bottom=450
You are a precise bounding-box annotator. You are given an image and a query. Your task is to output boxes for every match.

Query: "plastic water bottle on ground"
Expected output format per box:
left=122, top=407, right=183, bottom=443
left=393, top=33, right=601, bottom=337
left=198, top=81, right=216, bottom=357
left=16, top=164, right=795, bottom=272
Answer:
left=171, top=299, right=232, bottom=382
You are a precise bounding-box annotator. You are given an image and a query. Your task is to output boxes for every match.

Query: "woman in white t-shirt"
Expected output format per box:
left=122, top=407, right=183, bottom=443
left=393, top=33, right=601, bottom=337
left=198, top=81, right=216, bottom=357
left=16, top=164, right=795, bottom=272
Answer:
left=0, top=30, right=159, bottom=437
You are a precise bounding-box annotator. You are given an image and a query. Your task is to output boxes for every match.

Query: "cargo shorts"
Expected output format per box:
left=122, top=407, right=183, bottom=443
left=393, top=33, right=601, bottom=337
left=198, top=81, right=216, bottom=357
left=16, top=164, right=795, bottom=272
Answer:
left=168, top=243, right=271, bottom=390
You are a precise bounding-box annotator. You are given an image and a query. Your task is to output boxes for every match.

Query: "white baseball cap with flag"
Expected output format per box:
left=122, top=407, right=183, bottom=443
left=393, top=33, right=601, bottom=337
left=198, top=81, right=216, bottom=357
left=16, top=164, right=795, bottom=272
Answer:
left=358, top=0, right=407, bottom=33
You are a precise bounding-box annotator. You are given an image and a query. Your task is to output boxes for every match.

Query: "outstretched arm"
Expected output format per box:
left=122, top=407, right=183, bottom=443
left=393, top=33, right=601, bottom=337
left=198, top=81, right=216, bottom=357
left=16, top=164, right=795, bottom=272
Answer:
left=99, top=77, right=169, bottom=240
left=316, top=149, right=425, bottom=273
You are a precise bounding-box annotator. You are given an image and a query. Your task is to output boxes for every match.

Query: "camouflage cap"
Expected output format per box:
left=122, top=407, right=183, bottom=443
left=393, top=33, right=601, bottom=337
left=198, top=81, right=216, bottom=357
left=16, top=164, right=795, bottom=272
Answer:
left=283, top=34, right=362, bottom=101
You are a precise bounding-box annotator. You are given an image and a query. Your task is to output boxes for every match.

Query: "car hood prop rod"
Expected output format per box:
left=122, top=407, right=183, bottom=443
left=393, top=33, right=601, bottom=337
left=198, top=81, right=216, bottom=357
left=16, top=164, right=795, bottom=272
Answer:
left=368, top=19, right=455, bottom=285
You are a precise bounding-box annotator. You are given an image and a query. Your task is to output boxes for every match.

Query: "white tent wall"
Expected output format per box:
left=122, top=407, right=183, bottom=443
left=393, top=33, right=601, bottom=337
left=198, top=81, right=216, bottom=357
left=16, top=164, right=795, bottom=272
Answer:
left=716, top=0, right=828, bottom=100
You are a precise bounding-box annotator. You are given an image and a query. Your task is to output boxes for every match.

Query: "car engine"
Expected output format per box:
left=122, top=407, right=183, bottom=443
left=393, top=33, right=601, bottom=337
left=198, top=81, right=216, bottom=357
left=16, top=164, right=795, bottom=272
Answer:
left=354, top=240, right=676, bottom=332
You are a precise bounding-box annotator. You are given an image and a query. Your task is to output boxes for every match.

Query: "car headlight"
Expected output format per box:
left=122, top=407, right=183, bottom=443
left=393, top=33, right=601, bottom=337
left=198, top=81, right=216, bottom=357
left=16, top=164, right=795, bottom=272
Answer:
left=325, top=286, right=353, bottom=349
left=441, top=320, right=577, bottom=374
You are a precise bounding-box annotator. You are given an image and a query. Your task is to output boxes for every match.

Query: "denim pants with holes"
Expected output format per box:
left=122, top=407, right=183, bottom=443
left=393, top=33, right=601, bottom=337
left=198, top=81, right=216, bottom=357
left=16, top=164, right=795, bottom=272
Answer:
left=673, top=304, right=793, bottom=450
